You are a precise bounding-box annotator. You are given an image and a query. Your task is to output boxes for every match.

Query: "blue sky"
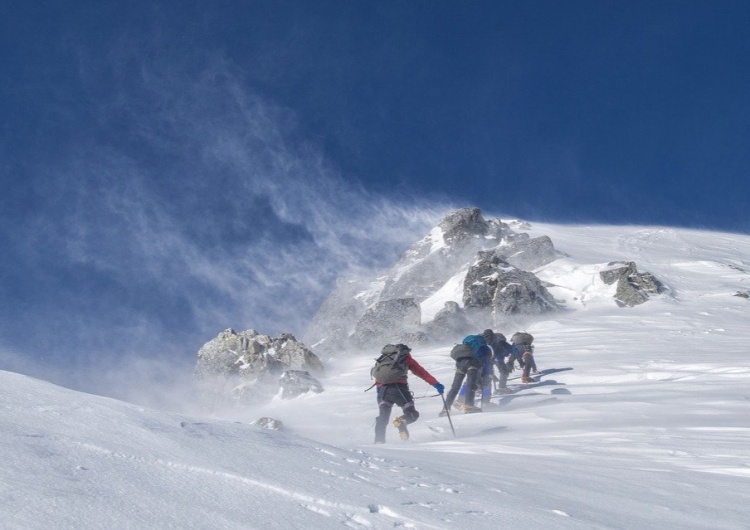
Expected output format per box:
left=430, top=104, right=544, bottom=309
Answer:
left=1, top=1, right=748, bottom=397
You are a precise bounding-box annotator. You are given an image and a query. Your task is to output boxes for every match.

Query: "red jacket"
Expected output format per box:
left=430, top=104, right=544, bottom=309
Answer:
left=376, top=353, right=438, bottom=387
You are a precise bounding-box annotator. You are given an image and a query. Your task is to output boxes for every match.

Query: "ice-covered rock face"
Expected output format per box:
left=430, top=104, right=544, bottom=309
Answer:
left=194, top=329, right=324, bottom=409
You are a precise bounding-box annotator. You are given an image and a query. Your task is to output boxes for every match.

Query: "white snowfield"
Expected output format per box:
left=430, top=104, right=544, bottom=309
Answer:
left=3, top=223, right=750, bottom=529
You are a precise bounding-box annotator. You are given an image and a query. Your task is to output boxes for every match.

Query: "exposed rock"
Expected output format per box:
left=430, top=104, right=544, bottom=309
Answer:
left=272, top=333, right=325, bottom=374
left=439, top=207, right=497, bottom=245
left=463, top=251, right=560, bottom=315
left=423, top=301, right=473, bottom=341
left=379, top=208, right=512, bottom=302
left=352, top=298, right=422, bottom=348
left=600, top=262, right=665, bottom=307
left=252, top=417, right=284, bottom=430
left=734, top=290, right=749, bottom=299
left=499, top=235, right=560, bottom=271
left=279, top=370, right=324, bottom=399
left=194, top=329, right=324, bottom=409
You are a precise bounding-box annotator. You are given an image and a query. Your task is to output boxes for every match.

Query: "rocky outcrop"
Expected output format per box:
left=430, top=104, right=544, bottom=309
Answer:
left=351, top=298, right=422, bottom=348
left=599, top=261, right=665, bottom=307
left=423, top=301, right=473, bottom=341
left=194, top=329, right=324, bottom=408
left=439, top=207, right=501, bottom=245
left=463, top=251, right=560, bottom=315
left=279, top=370, right=324, bottom=399
left=252, top=417, right=284, bottom=430
left=498, top=235, right=560, bottom=271
left=306, top=208, right=564, bottom=353
left=379, top=208, right=512, bottom=302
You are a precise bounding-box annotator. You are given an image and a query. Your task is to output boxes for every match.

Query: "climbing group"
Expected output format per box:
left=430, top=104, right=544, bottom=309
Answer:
left=369, top=330, right=537, bottom=443
left=440, top=329, right=536, bottom=415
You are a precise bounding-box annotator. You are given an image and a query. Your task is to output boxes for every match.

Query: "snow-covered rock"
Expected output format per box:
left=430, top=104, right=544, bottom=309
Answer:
left=194, top=329, right=324, bottom=408
left=599, top=261, right=666, bottom=307
left=279, top=370, right=324, bottom=399
left=351, top=298, right=422, bottom=348
left=251, top=417, right=284, bottom=430
left=463, top=250, right=560, bottom=315
left=422, top=301, right=473, bottom=342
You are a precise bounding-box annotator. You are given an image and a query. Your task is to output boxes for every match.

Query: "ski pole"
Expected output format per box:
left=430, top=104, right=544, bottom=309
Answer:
left=440, top=394, right=456, bottom=438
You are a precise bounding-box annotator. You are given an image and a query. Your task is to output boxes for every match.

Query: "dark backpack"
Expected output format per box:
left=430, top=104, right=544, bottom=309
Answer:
left=511, top=332, right=534, bottom=353
left=450, top=343, right=474, bottom=360
left=371, top=344, right=411, bottom=384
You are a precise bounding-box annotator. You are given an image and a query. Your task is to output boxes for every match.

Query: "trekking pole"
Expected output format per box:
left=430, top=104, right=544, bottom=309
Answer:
left=440, top=394, right=456, bottom=438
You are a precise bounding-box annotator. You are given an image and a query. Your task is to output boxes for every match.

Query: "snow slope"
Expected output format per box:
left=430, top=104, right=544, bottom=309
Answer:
left=3, top=223, right=750, bottom=529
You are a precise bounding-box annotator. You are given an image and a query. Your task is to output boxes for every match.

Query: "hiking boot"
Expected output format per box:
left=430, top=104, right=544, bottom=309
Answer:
left=494, top=387, right=513, bottom=395
left=438, top=408, right=450, bottom=417
left=392, top=417, right=409, bottom=440
left=520, top=376, right=535, bottom=384
left=461, top=404, right=482, bottom=414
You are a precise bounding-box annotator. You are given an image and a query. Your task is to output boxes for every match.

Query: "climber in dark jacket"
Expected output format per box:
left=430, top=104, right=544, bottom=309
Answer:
left=491, top=333, right=524, bottom=394
left=440, top=329, right=494, bottom=415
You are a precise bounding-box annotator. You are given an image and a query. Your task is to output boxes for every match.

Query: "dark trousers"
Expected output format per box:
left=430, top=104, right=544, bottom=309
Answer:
left=497, top=359, right=511, bottom=389
left=522, top=352, right=537, bottom=378
left=374, top=383, right=419, bottom=443
left=444, top=357, right=480, bottom=409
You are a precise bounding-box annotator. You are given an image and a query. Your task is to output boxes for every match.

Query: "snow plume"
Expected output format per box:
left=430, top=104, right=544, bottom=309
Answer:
left=3, top=51, right=448, bottom=404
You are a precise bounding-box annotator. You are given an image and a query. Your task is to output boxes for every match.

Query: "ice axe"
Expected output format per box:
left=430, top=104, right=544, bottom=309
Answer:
left=440, top=394, right=456, bottom=438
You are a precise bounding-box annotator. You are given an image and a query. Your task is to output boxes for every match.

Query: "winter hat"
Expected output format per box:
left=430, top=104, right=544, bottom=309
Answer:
left=482, top=329, right=495, bottom=343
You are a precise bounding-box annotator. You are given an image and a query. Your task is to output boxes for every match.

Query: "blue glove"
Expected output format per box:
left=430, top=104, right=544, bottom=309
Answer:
left=433, top=383, right=445, bottom=394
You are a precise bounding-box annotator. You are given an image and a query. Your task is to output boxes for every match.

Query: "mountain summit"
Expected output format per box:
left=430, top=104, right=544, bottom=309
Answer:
left=305, top=208, right=663, bottom=354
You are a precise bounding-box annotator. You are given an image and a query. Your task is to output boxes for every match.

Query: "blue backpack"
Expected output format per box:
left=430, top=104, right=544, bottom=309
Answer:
left=462, top=335, right=489, bottom=359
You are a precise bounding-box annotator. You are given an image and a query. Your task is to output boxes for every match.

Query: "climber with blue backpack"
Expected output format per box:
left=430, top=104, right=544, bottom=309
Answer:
left=439, top=329, right=495, bottom=416
left=455, top=330, right=518, bottom=406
